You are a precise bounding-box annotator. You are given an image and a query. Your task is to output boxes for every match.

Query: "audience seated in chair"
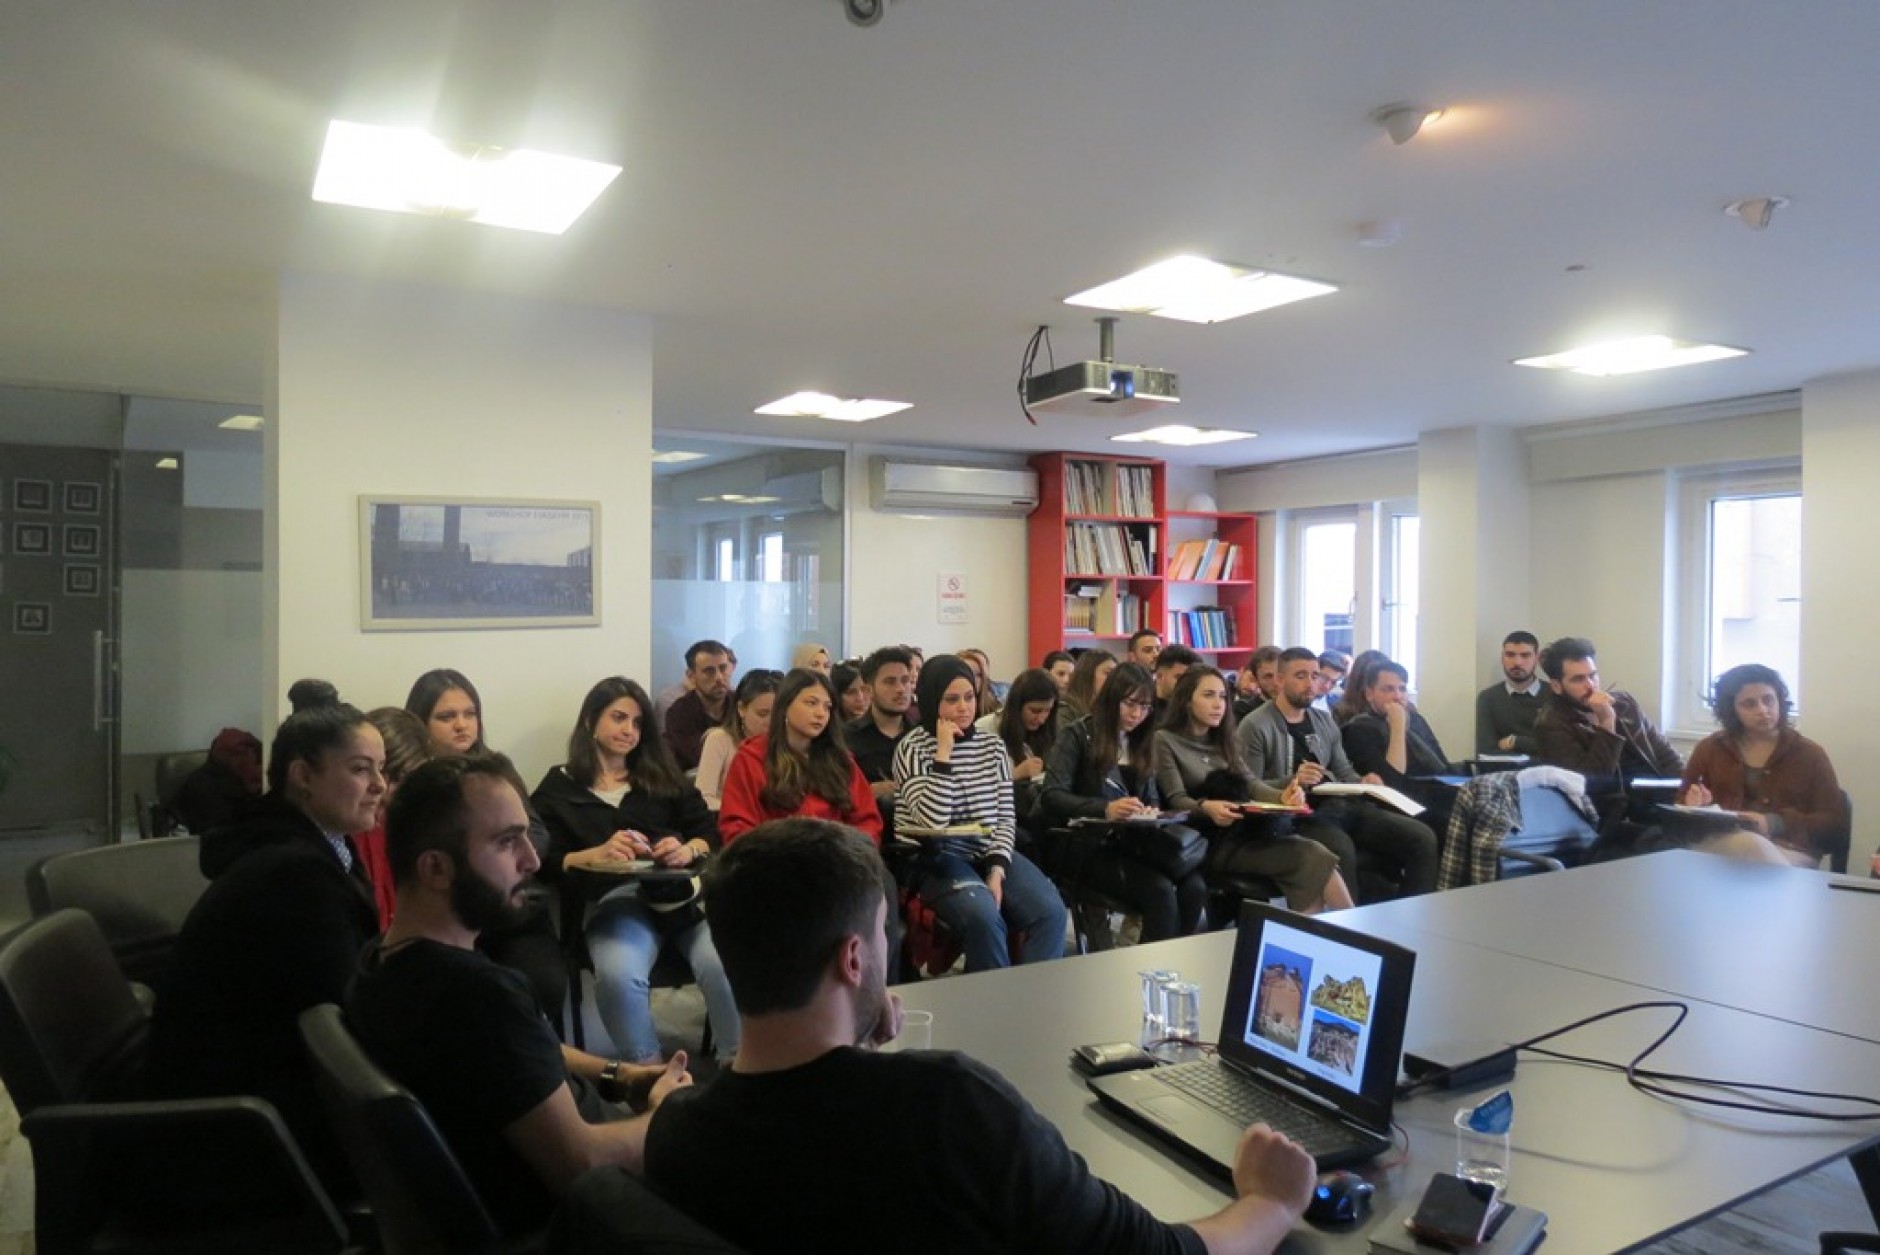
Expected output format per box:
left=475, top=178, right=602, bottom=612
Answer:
left=348, top=754, right=692, bottom=1241
left=1057, top=648, right=1116, bottom=729
left=694, top=670, right=782, bottom=813
left=1475, top=630, right=1545, bottom=755
left=165, top=727, right=262, bottom=836
left=662, top=641, right=738, bottom=774
left=1234, top=644, right=1282, bottom=721
left=1041, top=649, right=1076, bottom=693
left=893, top=655, right=1066, bottom=970
left=1340, top=658, right=1465, bottom=836
left=718, top=669, right=883, bottom=845
left=531, top=677, right=741, bottom=1066
left=842, top=646, right=916, bottom=816
left=1237, top=648, right=1439, bottom=901
left=407, top=666, right=566, bottom=1023
left=1154, top=665, right=1351, bottom=915
left=639, top=819, right=1315, bottom=1255
left=147, top=689, right=386, bottom=1198
left=1679, top=663, right=1844, bottom=868
left=1039, top=661, right=1207, bottom=944
left=352, top=706, right=437, bottom=930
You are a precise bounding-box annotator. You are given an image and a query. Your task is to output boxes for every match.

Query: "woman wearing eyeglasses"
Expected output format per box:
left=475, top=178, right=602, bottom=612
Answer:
left=1040, top=661, right=1208, bottom=943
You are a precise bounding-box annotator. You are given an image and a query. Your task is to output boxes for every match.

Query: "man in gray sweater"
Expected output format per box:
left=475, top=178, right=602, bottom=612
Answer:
left=1236, top=648, right=1439, bottom=899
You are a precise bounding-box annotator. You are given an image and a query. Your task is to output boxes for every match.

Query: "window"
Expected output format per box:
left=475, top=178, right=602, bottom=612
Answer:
left=715, top=536, right=736, bottom=582
left=1286, top=507, right=1358, bottom=656
left=759, top=531, right=784, bottom=583
left=1381, top=505, right=1420, bottom=688
left=1673, top=467, right=1801, bottom=730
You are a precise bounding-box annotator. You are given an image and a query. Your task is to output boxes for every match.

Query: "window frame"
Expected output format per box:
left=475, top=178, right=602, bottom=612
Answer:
left=1670, top=463, right=1801, bottom=734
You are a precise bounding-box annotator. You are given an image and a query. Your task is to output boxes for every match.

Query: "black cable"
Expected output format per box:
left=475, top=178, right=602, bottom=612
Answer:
left=1407, top=999, right=1880, bottom=1122
left=1015, top=324, right=1055, bottom=426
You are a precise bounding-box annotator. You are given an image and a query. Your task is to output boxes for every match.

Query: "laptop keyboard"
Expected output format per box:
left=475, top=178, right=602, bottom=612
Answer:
left=1158, top=1061, right=1371, bottom=1156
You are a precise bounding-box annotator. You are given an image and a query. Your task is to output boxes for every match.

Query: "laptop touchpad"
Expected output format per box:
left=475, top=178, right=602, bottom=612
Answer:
left=1141, top=1094, right=1213, bottom=1128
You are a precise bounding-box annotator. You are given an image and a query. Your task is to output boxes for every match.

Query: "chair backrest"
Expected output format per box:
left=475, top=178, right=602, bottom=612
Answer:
left=0, top=909, right=150, bottom=1114
left=154, top=749, right=210, bottom=806
left=26, top=836, right=209, bottom=986
left=298, top=1003, right=505, bottom=1255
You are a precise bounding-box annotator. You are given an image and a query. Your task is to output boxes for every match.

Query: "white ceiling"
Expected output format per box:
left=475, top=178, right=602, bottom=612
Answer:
left=3, top=1, right=1876, bottom=467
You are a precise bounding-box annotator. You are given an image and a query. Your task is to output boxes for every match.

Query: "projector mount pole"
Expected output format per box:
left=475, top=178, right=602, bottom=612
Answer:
left=1096, top=316, right=1118, bottom=364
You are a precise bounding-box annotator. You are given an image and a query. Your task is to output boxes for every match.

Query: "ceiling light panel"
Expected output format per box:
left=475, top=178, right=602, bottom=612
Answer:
left=1513, top=335, right=1747, bottom=377
left=754, top=392, right=911, bottom=422
left=1112, top=425, right=1258, bottom=447
left=312, top=121, right=621, bottom=235
left=1066, top=255, right=1337, bottom=324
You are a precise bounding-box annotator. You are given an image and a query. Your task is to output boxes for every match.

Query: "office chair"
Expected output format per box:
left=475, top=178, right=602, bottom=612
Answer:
left=136, top=748, right=211, bottom=839
left=26, top=835, right=209, bottom=988
left=299, top=1003, right=536, bottom=1255
left=0, top=910, right=349, bottom=1255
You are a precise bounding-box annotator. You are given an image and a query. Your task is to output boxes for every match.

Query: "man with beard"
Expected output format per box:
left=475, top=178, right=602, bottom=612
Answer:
left=642, top=819, right=1314, bottom=1253
left=1475, top=631, right=1545, bottom=754
left=347, top=753, right=690, bottom=1238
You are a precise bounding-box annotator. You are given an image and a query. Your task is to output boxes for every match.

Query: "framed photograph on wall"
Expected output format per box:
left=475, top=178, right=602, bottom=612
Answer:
left=63, top=523, right=101, bottom=558
left=64, top=481, right=102, bottom=515
left=14, top=522, right=51, bottom=555
left=64, top=564, right=101, bottom=597
left=359, top=496, right=601, bottom=631
left=13, top=479, right=52, bottom=513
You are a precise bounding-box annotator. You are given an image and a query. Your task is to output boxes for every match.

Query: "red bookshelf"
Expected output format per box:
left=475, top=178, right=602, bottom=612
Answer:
left=1026, top=452, right=1165, bottom=666
left=1162, top=510, right=1258, bottom=661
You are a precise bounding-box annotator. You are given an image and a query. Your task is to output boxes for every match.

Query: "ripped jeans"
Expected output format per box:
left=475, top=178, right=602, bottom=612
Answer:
left=913, top=850, right=1066, bottom=972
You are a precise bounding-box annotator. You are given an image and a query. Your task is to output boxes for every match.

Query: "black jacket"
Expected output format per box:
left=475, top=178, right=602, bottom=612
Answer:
left=148, top=793, right=379, bottom=1191
left=530, top=766, right=719, bottom=901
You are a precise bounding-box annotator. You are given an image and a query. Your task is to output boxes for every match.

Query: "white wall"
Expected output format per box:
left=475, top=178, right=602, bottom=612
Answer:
left=269, top=275, right=653, bottom=785
left=846, top=445, right=1029, bottom=677
left=1801, top=369, right=1880, bottom=869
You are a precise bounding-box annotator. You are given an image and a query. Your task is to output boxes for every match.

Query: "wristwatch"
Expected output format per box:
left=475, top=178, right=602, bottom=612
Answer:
left=599, top=1059, right=625, bottom=1099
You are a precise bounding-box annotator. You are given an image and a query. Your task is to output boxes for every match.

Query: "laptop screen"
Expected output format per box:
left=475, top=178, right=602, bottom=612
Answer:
left=1239, top=916, right=1385, bottom=1095
left=1219, top=902, right=1417, bottom=1133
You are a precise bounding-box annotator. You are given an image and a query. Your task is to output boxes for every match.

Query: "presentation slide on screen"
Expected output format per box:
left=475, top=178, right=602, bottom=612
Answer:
left=1243, top=919, right=1384, bottom=1093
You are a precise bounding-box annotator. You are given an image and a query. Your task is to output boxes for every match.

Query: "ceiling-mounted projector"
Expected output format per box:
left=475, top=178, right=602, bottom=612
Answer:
left=1023, top=317, right=1179, bottom=418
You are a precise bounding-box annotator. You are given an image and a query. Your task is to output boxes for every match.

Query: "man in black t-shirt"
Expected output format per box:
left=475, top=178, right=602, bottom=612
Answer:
left=642, top=818, right=1315, bottom=1254
left=347, top=755, right=689, bottom=1238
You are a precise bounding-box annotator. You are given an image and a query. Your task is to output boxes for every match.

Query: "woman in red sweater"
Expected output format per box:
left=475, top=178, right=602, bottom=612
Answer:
left=718, top=668, right=882, bottom=845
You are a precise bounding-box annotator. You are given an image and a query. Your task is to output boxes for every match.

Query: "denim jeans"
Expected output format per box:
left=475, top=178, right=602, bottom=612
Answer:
left=587, top=885, right=742, bottom=1062
left=914, top=850, right=1066, bottom=972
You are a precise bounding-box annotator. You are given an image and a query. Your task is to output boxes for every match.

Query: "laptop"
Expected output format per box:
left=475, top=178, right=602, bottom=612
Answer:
left=1088, top=901, right=1416, bottom=1174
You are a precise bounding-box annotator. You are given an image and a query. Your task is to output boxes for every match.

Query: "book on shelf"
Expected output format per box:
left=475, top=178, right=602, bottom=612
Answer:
left=1166, top=537, right=1243, bottom=581
left=1165, top=606, right=1237, bottom=650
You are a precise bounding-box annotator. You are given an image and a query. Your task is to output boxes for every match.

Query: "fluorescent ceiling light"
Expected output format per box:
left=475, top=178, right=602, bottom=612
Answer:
left=1066, top=255, right=1337, bottom=324
left=218, top=414, right=265, bottom=431
left=312, top=120, right=621, bottom=235
left=753, top=391, right=911, bottom=422
left=650, top=449, right=709, bottom=464
left=1513, top=335, right=1747, bottom=377
left=155, top=456, right=179, bottom=470
left=1112, top=425, right=1258, bottom=447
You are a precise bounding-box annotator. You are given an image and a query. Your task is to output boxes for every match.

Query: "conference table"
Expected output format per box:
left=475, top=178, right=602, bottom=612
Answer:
left=893, top=852, right=1880, bottom=1253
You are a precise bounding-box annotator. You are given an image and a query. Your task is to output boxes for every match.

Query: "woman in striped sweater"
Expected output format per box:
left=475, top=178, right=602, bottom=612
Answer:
left=892, top=655, right=1067, bottom=971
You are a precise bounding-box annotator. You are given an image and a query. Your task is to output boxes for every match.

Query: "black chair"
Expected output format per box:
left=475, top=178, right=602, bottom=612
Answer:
left=0, top=910, right=349, bottom=1254
left=1823, top=1233, right=1880, bottom=1254
left=300, top=1002, right=539, bottom=1255
left=1822, top=789, right=1854, bottom=875
left=135, top=749, right=212, bottom=839
left=548, top=1166, right=746, bottom=1254
left=26, top=834, right=209, bottom=988
left=1040, top=826, right=1142, bottom=954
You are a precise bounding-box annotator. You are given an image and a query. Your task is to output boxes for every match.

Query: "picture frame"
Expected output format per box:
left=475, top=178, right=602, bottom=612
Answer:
left=359, top=496, right=601, bottom=631
left=14, top=602, right=51, bottom=635
left=64, top=481, right=102, bottom=515
left=13, top=479, right=52, bottom=513
left=63, top=523, right=101, bottom=558
left=13, top=522, right=51, bottom=556
left=64, top=563, right=101, bottom=597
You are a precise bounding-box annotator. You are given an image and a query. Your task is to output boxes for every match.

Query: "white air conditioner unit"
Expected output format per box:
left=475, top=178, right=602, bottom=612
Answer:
left=871, top=459, right=1039, bottom=516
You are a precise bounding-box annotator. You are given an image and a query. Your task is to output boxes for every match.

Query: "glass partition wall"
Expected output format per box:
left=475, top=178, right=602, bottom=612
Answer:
left=649, top=437, right=845, bottom=695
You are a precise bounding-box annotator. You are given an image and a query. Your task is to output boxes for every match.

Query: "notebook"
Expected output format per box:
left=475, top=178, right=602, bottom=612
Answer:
left=1088, top=901, right=1417, bottom=1175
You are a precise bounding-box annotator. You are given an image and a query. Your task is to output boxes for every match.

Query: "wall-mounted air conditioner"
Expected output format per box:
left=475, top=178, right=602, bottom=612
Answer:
left=870, top=459, right=1039, bottom=516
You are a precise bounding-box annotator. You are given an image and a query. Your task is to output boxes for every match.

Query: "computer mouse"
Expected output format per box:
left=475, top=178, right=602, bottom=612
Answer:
left=1304, top=1170, right=1375, bottom=1224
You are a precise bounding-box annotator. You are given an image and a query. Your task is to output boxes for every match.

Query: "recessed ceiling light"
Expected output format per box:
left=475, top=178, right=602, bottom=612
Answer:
left=312, top=120, right=621, bottom=235
left=1066, top=255, right=1337, bottom=324
left=1112, top=425, right=1258, bottom=447
left=155, top=456, right=179, bottom=470
left=1513, top=335, right=1748, bottom=377
left=650, top=449, right=709, bottom=464
left=218, top=414, right=265, bottom=431
left=753, top=391, right=911, bottom=422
